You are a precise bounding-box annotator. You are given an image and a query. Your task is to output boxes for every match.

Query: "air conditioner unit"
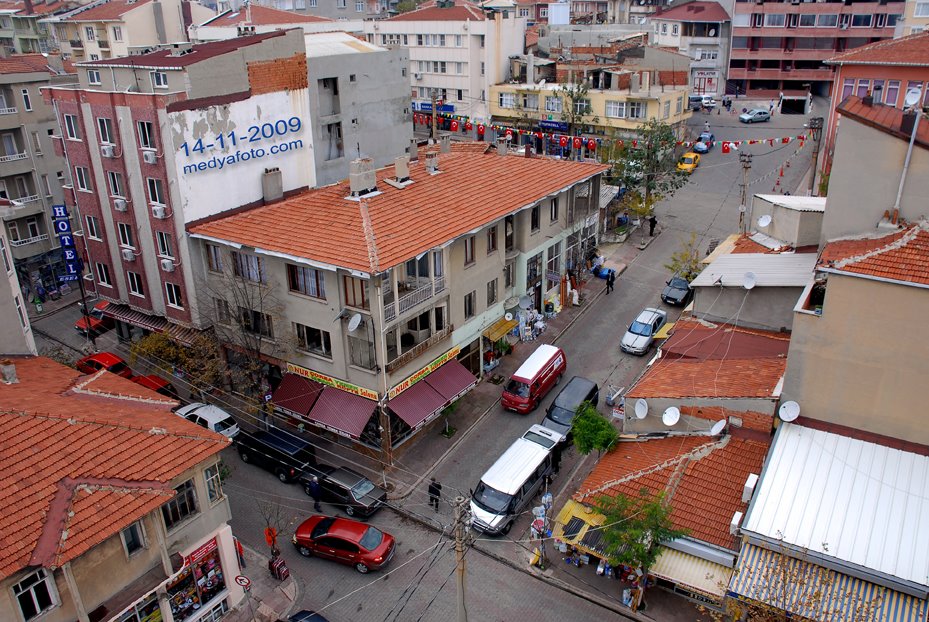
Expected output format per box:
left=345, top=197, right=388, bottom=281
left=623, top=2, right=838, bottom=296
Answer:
left=113, top=198, right=127, bottom=211
left=414, top=72, right=423, bottom=80
left=840, top=23, right=848, bottom=29
left=160, top=258, right=175, bottom=272
left=142, top=150, right=158, bottom=164
left=101, top=144, right=115, bottom=158
left=121, top=248, right=135, bottom=261
left=151, top=204, right=166, bottom=219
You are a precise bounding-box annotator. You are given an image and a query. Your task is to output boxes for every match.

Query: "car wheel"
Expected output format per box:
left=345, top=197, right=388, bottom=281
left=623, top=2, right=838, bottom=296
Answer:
left=277, top=470, right=289, bottom=483
left=239, top=450, right=250, bottom=464
left=345, top=505, right=356, bottom=517
left=297, top=545, right=312, bottom=557
left=355, top=562, right=370, bottom=574
left=500, top=522, right=513, bottom=536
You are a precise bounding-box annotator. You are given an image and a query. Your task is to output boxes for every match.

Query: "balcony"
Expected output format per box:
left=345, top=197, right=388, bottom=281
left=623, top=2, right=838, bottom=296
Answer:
left=0, top=151, right=27, bottom=162
left=98, top=38, right=109, bottom=49
left=11, top=194, right=40, bottom=205
left=69, top=39, right=83, bottom=49
left=687, top=36, right=722, bottom=45
left=9, top=233, right=48, bottom=247
left=729, top=66, right=834, bottom=80
left=385, top=324, right=453, bottom=374
left=383, top=275, right=447, bottom=323
left=0, top=106, right=16, bottom=115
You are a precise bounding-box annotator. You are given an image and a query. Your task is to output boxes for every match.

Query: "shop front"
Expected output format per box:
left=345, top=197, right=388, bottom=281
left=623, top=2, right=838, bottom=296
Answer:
left=165, top=537, right=227, bottom=622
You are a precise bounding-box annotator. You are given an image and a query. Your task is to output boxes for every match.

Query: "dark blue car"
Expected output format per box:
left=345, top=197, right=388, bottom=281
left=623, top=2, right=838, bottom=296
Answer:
left=693, top=132, right=715, bottom=154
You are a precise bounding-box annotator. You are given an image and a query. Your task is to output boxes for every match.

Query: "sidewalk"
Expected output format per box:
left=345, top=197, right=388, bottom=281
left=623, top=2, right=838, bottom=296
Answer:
left=224, top=544, right=299, bottom=622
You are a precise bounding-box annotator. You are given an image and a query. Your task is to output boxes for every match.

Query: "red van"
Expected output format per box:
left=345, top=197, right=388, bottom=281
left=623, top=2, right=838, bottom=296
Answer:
left=501, top=344, right=567, bottom=414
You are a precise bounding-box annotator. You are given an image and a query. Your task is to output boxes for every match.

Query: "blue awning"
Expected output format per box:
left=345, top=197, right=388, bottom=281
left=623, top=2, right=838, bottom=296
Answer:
left=729, top=544, right=929, bottom=622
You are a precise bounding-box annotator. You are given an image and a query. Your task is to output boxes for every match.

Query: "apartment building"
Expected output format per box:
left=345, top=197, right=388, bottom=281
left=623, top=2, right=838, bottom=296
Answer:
left=0, top=0, right=68, bottom=54
left=234, top=0, right=397, bottom=21
left=0, top=198, right=36, bottom=354
left=189, top=3, right=361, bottom=42
left=363, top=0, right=528, bottom=123
left=0, top=54, right=74, bottom=294
left=650, top=1, right=731, bottom=96
left=895, top=0, right=929, bottom=35
left=726, top=0, right=905, bottom=97
left=187, top=146, right=607, bottom=454
left=42, top=0, right=215, bottom=61
left=0, top=356, right=241, bottom=622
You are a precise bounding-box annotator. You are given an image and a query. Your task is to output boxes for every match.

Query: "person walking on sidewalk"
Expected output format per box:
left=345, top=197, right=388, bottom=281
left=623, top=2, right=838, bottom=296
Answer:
left=605, top=269, right=616, bottom=295
left=234, top=537, right=246, bottom=570
left=307, top=476, right=323, bottom=512
left=649, top=215, right=658, bottom=237
left=428, top=477, right=442, bottom=512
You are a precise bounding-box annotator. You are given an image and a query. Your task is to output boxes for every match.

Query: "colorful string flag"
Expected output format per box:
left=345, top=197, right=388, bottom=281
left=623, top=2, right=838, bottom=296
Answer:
left=465, top=121, right=473, bottom=131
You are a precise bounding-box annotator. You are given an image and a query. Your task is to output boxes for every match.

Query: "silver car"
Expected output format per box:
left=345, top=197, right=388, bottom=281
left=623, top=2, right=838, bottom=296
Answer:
left=620, top=308, right=668, bottom=355
left=739, top=108, right=771, bottom=123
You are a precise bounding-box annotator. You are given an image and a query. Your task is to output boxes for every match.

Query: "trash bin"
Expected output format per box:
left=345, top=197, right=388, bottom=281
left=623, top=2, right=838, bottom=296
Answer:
left=544, top=302, right=554, bottom=314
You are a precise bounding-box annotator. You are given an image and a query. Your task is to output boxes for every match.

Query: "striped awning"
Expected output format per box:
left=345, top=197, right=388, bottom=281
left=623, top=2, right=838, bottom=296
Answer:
left=650, top=547, right=731, bottom=600
left=729, top=544, right=929, bottom=622
left=100, top=301, right=203, bottom=346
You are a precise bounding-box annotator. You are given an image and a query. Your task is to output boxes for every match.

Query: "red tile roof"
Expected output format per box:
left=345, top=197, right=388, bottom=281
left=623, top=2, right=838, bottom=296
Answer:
left=58, top=0, right=152, bottom=21
left=660, top=318, right=790, bottom=361
left=0, top=357, right=229, bottom=580
left=525, top=23, right=540, bottom=48
left=826, top=31, right=929, bottom=67
left=204, top=5, right=333, bottom=26
left=818, top=222, right=929, bottom=286
left=731, top=235, right=774, bottom=254
left=189, top=150, right=609, bottom=274
left=0, top=54, right=52, bottom=75
left=387, top=0, right=487, bottom=21
left=0, top=0, right=71, bottom=16
left=837, top=96, right=929, bottom=151
left=654, top=0, right=729, bottom=22
left=629, top=357, right=786, bottom=399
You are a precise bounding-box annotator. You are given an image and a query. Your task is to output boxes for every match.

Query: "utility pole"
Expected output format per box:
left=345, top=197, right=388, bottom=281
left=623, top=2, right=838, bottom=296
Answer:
left=453, top=496, right=469, bottom=622
left=807, top=116, right=824, bottom=197
left=738, top=152, right=752, bottom=234
left=431, top=89, right=438, bottom=143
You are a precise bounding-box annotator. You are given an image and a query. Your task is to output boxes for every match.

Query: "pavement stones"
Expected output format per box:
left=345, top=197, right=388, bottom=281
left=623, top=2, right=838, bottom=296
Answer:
left=224, top=544, right=299, bottom=622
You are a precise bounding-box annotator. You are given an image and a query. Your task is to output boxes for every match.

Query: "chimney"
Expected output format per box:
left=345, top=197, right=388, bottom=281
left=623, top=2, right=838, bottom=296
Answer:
left=408, top=138, right=419, bottom=161
left=262, top=167, right=283, bottom=203
left=524, top=144, right=532, bottom=158
left=23, top=0, right=33, bottom=15
left=630, top=73, right=640, bottom=92
left=496, top=137, right=508, bottom=154
left=640, top=71, right=650, bottom=91
left=742, top=473, right=759, bottom=503
left=439, top=133, right=451, bottom=153
left=901, top=110, right=917, bottom=135
left=1, top=359, right=18, bottom=384
left=349, top=158, right=377, bottom=196
left=394, top=155, right=410, bottom=182
left=424, top=152, right=439, bottom=173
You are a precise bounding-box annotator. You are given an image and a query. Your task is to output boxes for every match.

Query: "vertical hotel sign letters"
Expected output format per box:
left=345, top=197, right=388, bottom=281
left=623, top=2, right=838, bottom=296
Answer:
left=52, top=205, right=81, bottom=282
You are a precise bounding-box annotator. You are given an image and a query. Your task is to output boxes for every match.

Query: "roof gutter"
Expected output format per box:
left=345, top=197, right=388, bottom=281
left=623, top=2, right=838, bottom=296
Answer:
left=817, top=266, right=929, bottom=290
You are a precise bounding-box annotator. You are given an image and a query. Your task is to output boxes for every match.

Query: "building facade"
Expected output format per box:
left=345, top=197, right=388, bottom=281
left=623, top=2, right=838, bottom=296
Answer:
left=895, top=0, right=929, bottom=36
left=0, top=0, right=66, bottom=54
left=650, top=1, right=731, bottom=97
left=0, top=198, right=35, bottom=354
left=188, top=3, right=362, bottom=42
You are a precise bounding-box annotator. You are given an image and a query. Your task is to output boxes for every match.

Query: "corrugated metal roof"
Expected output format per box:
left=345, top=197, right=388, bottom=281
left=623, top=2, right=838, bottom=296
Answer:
left=743, top=423, right=929, bottom=591
left=754, top=194, right=827, bottom=212
left=690, top=253, right=816, bottom=287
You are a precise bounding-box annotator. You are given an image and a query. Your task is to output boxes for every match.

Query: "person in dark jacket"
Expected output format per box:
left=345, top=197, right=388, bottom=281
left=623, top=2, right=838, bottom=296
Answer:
left=428, top=477, right=442, bottom=511
left=307, top=476, right=322, bottom=512
left=649, top=215, right=658, bottom=237
left=606, top=269, right=616, bottom=294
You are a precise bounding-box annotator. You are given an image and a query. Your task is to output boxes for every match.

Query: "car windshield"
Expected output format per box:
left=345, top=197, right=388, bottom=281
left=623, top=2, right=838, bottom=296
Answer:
left=700, top=133, right=712, bottom=141
left=472, top=482, right=511, bottom=514
left=504, top=379, right=530, bottom=398
left=351, top=479, right=376, bottom=500
left=359, top=526, right=384, bottom=551
left=109, top=362, right=129, bottom=374
left=523, top=430, right=556, bottom=448
left=214, top=418, right=236, bottom=432
left=669, top=277, right=689, bottom=289
left=546, top=406, right=575, bottom=426
left=682, top=157, right=694, bottom=164
left=629, top=320, right=652, bottom=337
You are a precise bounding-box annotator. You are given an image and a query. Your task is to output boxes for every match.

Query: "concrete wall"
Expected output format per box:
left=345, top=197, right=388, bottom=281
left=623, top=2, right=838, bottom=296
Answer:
left=190, top=19, right=365, bottom=42
left=693, top=285, right=801, bottom=332
left=823, top=112, right=929, bottom=243
left=749, top=197, right=823, bottom=248
left=0, top=218, right=36, bottom=355
left=783, top=273, right=929, bottom=444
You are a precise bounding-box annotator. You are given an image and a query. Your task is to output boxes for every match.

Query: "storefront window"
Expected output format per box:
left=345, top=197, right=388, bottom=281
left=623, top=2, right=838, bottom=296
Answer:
left=166, top=538, right=226, bottom=622
left=119, top=593, right=162, bottom=622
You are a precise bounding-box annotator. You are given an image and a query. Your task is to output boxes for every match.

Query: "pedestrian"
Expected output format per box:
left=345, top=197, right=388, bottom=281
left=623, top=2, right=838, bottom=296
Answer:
left=769, top=99, right=775, bottom=116
left=234, top=537, right=246, bottom=570
left=307, top=476, right=322, bottom=512
left=704, top=121, right=710, bottom=134
left=428, top=477, right=442, bottom=512
left=648, top=215, right=658, bottom=237
left=606, top=269, right=616, bottom=295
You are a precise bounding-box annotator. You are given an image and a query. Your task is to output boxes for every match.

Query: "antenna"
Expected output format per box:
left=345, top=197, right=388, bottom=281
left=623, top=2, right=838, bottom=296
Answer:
left=710, top=419, right=726, bottom=435
left=778, top=400, right=800, bottom=422
left=743, top=272, right=757, bottom=290
left=757, top=214, right=772, bottom=228
left=634, top=398, right=649, bottom=419
left=504, top=312, right=514, bottom=322
left=347, top=313, right=363, bottom=332
left=903, top=87, right=922, bottom=108
left=661, top=406, right=680, bottom=427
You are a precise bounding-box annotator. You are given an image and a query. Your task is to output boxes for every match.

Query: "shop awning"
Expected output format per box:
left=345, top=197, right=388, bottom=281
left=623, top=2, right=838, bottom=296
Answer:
left=303, top=388, right=377, bottom=440
left=729, top=544, right=929, bottom=622
left=271, top=373, right=324, bottom=418
left=650, top=547, right=731, bottom=600
left=424, top=359, right=477, bottom=402
left=552, top=499, right=607, bottom=559
left=100, top=301, right=203, bottom=346
left=483, top=316, right=518, bottom=343
left=388, top=380, right=447, bottom=431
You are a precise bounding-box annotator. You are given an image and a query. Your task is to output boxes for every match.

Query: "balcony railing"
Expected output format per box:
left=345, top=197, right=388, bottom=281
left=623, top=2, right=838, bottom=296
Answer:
left=10, top=233, right=48, bottom=247
left=385, top=324, right=453, bottom=373
left=0, top=107, right=16, bottom=115
left=383, top=275, right=447, bottom=323
left=0, top=151, right=27, bottom=162
left=69, top=39, right=83, bottom=49
left=12, top=194, right=40, bottom=204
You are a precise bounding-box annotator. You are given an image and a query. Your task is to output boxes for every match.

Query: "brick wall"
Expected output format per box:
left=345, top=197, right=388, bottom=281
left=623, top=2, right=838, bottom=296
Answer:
left=247, top=54, right=308, bottom=95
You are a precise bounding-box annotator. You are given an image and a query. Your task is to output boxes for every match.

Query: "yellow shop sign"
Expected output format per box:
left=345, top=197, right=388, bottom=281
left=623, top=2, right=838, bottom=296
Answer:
left=285, top=362, right=379, bottom=401
left=387, top=346, right=461, bottom=400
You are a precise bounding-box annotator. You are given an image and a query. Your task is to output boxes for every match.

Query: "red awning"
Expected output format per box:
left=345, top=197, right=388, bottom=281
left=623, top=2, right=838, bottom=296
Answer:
left=305, top=388, right=377, bottom=439
left=425, top=359, right=477, bottom=402
left=99, top=301, right=203, bottom=346
left=271, top=373, right=324, bottom=418
left=388, top=380, right=447, bottom=431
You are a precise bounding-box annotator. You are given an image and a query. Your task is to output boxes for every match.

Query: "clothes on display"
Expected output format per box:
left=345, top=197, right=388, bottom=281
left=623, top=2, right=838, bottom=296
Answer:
left=166, top=539, right=226, bottom=622
left=118, top=594, right=162, bottom=622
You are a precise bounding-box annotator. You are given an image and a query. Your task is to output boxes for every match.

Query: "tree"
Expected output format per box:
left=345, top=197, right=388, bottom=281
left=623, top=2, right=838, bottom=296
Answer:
left=664, top=232, right=703, bottom=281
left=572, top=401, right=618, bottom=455
left=395, top=0, right=416, bottom=12
left=129, top=331, right=227, bottom=399
left=556, top=81, right=600, bottom=138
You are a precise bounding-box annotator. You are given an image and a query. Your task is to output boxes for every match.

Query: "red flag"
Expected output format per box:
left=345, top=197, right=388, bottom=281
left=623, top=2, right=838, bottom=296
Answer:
left=559, top=135, right=568, bottom=147
left=573, top=136, right=582, bottom=149
left=722, top=141, right=731, bottom=154
left=477, top=124, right=485, bottom=136
left=465, top=121, right=473, bottom=131
left=587, top=138, right=596, bottom=150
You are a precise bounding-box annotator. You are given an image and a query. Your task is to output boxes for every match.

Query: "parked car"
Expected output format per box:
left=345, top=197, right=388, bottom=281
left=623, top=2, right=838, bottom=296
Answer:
left=620, top=308, right=668, bottom=355
left=292, top=515, right=396, bottom=574
left=541, top=376, right=599, bottom=442
left=299, top=465, right=387, bottom=518
left=688, top=95, right=716, bottom=110
left=661, top=276, right=694, bottom=307
left=132, top=374, right=181, bottom=400
left=236, top=427, right=317, bottom=483
left=739, top=109, right=771, bottom=123
left=75, top=352, right=134, bottom=378
left=693, top=132, right=714, bottom=154
left=173, top=402, right=239, bottom=438
left=74, top=301, right=114, bottom=336
left=677, top=152, right=701, bottom=174
left=282, top=612, right=329, bottom=622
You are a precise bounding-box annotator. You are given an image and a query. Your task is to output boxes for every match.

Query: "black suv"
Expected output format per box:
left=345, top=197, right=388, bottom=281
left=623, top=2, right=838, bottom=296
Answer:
left=236, top=427, right=317, bottom=483
left=299, top=465, right=387, bottom=518
left=541, top=376, right=599, bottom=442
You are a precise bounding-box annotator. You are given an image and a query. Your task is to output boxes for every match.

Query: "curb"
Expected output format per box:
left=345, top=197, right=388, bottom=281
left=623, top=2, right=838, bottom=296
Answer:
left=228, top=543, right=301, bottom=622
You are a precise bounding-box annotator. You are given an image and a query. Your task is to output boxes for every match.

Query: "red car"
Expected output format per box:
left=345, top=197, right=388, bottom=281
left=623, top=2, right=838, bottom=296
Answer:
left=132, top=374, right=180, bottom=400
left=74, top=301, right=115, bottom=335
left=292, top=515, right=395, bottom=574
left=75, top=352, right=134, bottom=379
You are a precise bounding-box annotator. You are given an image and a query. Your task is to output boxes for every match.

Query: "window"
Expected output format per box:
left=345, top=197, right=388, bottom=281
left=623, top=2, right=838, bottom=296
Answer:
left=118, top=223, right=135, bottom=248
left=20, top=88, right=31, bottom=111
left=464, top=235, right=475, bottom=265
left=661, top=23, right=667, bottom=34
left=573, top=99, right=591, bottom=114
left=672, top=24, right=679, bottom=35
left=121, top=521, right=145, bottom=556
left=0, top=236, right=10, bottom=272
left=663, top=100, right=670, bottom=119
left=89, top=54, right=99, bottom=61
left=214, top=298, right=231, bottom=323
left=86, top=215, right=100, bottom=240
left=150, top=71, right=168, bottom=89
left=417, top=34, right=423, bottom=45
left=88, top=69, right=101, bottom=85
left=64, top=114, right=80, bottom=140
left=498, top=92, right=516, bottom=108
left=287, top=264, right=326, bottom=299
left=887, top=13, right=901, bottom=26
left=817, top=14, right=838, bottom=27
left=486, top=278, right=497, bottom=306
left=157, top=231, right=173, bottom=257
left=799, top=13, right=816, bottom=26
left=240, top=307, right=273, bottom=338
left=13, top=569, right=56, bottom=621
left=26, top=217, right=39, bottom=238
left=112, top=25, right=122, bottom=41
left=204, top=463, right=223, bottom=503
left=127, top=271, right=144, bottom=297
left=137, top=121, right=154, bottom=149
left=480, top=62, right=485, bottom=76
left=628, top=101, right=644, bottom=119
left=765, top=13, right=785, bottom=26
left=531, top=205, right=540, bottom=231
left=504, top=262, right=514, bottom=288
left=432, top=60, right=447, bottom=73
left=676, top=97, right=683, bottom=114
left=207, top=244, right=223, bottom=272
left=7, top=221, right=18, bottom=241
left=97, top=117, right=113, bottom=144
left=343, top=275, right=369, bottom=309
left=165, top=283, right=183, bottom=308
left=539, top=7, right=547, bottom=17
left=519, top=7, right=529, bottom=16
left=605, top=100, right=626, bottom=118
left=550, top=197, right=559, bottom=222
left=455, top=34, right=462, bottom=46
left=464, top=290, right=476, bottom=319
left=486, top=226, right=497, bottom=253
left=337, top=0, right=346, bottom=7
left=74, top=166, right=91, bottom=191
left=295, top=323, right=332, bottom=358
left=161, top=479, right=198, bottom=530
left=457, top=89, right=463, bottom=101
left=232, top=251, right=264, bottom=283
left=916, top=2, right=929, bottom=17
left=851, top=14, right=872, bottom=27
left=95, top=262, right=111, bottom=287
left=885, top=80, right=901, bottom=107
left=856, top=79, right=871, bottom=98
left=547, top=241, right=561, bottom=274
left=107, top=170, right=123, bottom=197
left=15, top=294, right=25, bottom=328
left=147, top=178, right=165, bottom=204
left=31, top=132, right=41, bottom=154
left=355, top=0, right=364, bottom=10
left=307, top=0, right=315, bottom=7
left=522, top=93, right=539, bottom=110
left=84, top=25, right=95, bottom=40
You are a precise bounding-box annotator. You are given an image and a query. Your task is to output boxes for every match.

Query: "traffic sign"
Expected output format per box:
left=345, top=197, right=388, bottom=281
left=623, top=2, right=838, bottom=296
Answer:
left=235, top=575, right=251, bottom=589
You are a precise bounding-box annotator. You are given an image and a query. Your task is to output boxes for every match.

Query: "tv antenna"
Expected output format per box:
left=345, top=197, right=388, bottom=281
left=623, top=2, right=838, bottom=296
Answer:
left=778, top=400, right=800, bottom=422
left=662, top=406, right=680, bottom=427
left=757, top=214, right=772, bottom=228
left=710, top=419, right=726, bottom=435
left=634, top=398, right=649, bottom=420
left=347, top=313, right=363, bottom=332
left=743, top=272, right=757, bottom=290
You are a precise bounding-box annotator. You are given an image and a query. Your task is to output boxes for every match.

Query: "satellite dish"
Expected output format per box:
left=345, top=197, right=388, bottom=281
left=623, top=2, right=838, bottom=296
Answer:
left=757, top=214, right=772, bottom=228
left=347, top=313, right=362, bottom=332
left=743, top=272, right=757, bottom=290
left=904, top=87, right=923, bottom=108
left=634, top=398, right=648, bottom=419
left=538, top=78, right=546, bottom=86
left=779, top=400, right=801, bottom=422
left=504, top=312, right=514, bottom=322
left=710, top=419, right=726, bottom=435
left=708, top=28, right=716, bottom=37
left=662, top=407, right=680, bottom=427
left=519, top=295, right=533, bottom=310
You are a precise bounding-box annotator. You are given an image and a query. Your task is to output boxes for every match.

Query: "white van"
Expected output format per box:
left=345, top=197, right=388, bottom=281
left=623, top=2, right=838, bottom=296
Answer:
left=470, top=424, right=559, bottom=535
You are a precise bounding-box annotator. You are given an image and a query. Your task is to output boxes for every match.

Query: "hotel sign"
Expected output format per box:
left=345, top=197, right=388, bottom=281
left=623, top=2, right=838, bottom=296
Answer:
left=285, top=362, right=379, bottom=401
left=388, top=346, right=461, bottom=400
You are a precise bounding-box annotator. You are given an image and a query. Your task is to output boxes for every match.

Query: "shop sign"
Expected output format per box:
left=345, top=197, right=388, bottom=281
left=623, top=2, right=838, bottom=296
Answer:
left=415, top=101, right=456, bottom=113
left=388, top=346, right=461, bottom=400
left=694, top=70, right=719, bottom=79
left=539, top=120, right=569, bottom=131
left=51, top=205, right=81, bottom=283
left=286, top=362, right=379, bottom=401
left=546, top=271, right=561, bottom=282
left=185, top=537, right=217, bottom=566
